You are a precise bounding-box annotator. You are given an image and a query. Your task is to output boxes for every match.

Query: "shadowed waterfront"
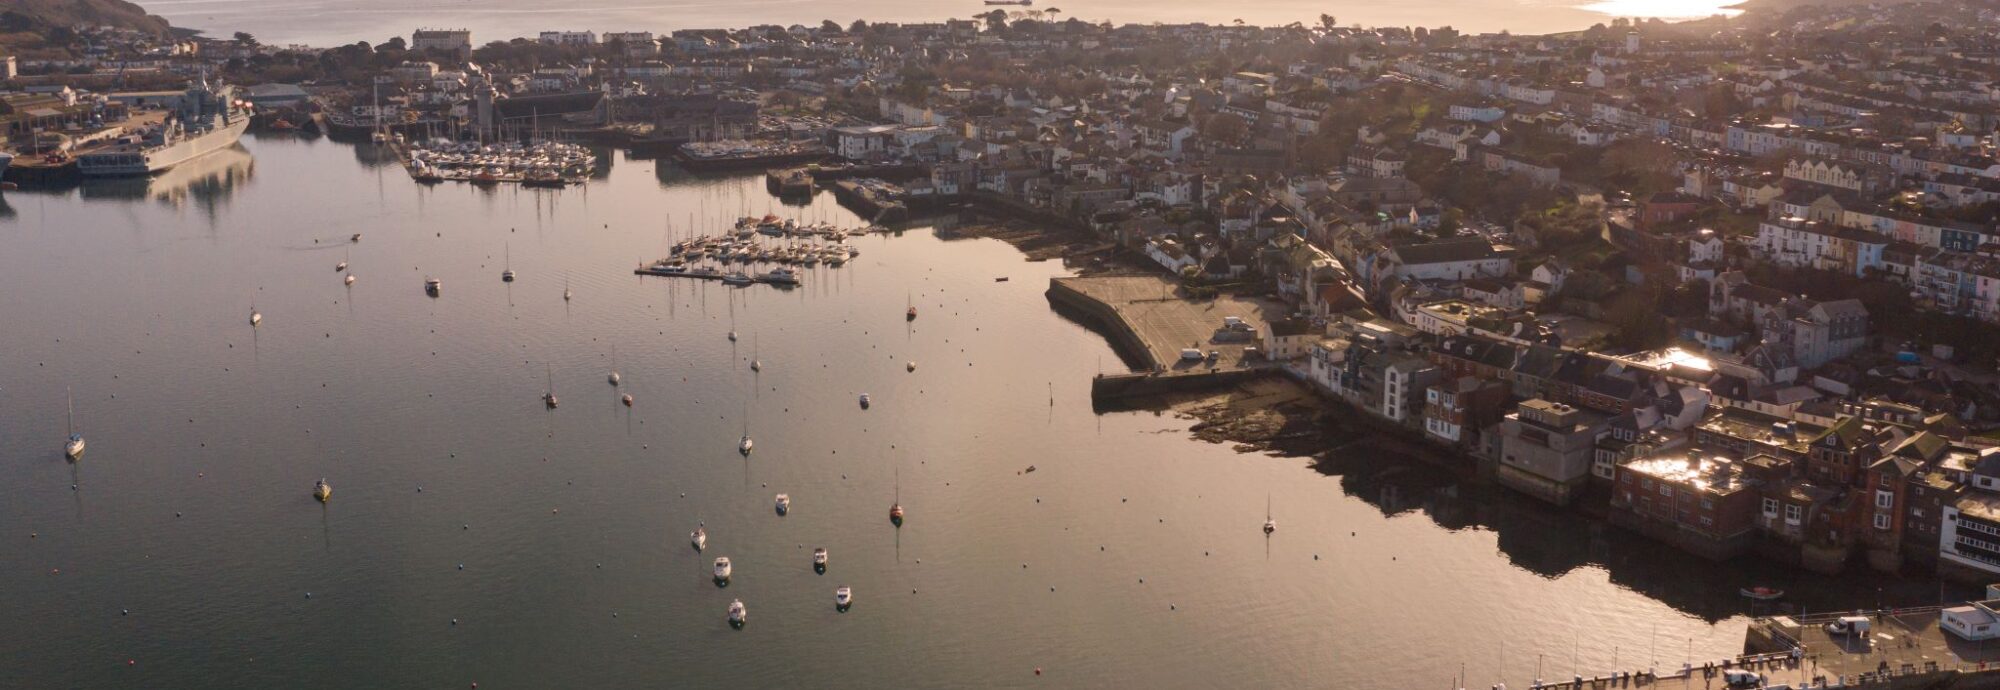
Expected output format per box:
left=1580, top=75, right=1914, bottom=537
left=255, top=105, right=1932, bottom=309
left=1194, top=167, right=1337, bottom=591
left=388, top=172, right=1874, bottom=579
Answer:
left=0, top=133, right=1909, bottom=688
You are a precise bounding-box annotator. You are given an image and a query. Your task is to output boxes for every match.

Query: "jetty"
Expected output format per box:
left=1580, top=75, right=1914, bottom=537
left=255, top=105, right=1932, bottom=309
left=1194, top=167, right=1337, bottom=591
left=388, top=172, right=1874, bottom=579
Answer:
left=1741, top=603, right=2000, bottom=689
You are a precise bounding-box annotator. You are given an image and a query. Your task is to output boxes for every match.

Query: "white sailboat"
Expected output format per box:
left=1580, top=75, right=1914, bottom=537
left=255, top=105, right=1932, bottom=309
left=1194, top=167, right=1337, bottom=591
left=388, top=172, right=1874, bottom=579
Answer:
left=63, top=387, right=85, bottom=459
left=542, top=364, right=559, bottom=409
left=608, top=345, right=621, bottom=386
left=1264, top=494, right=1276, bottom=535
left=690, top=527, right=706, bottom=551
left=501, top=242, right=516, bottom=283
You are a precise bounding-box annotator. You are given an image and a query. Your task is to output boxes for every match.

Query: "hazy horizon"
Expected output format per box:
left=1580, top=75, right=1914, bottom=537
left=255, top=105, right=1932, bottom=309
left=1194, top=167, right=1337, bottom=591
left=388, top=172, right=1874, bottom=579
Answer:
left=146, top=0, right=1742, bottom=47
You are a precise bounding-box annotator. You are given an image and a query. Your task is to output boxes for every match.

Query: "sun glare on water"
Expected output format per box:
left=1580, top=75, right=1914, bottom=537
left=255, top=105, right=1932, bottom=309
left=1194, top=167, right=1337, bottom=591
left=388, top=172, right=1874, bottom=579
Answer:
left=1578, top=0, right=1744, bottom=20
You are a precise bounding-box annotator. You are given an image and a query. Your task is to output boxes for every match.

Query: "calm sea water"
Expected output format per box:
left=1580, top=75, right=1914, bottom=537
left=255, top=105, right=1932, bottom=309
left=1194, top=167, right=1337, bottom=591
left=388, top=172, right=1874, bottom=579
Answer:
left=0, top=136, right=1941, bottom=688
left=147, top=0, right=1743, bottom=47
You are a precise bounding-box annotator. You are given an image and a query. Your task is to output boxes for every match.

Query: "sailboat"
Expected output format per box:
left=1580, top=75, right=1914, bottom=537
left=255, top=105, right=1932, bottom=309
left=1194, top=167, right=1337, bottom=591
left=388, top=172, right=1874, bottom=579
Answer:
left=889, top=467, right=904, bottom=526
left=63, top=387, right=85, bottom=459
left=1264, top=494, right=1276, bottom=535
left=608, top=345, right=621, bottom=386
left=750, top=335, right=761, bottom=372
left=906, top=293, right=917, bottom=321
left=738, top=404, right=753, bottom=455
left=563, top=275, right=572, bottom=302
left=313, top=478, right=332, bottom=502
left=249, top=304, right=262, bottom=326
left=501, top=243, right=516, bottom=283
left=542, top=364, right=559, bottom=409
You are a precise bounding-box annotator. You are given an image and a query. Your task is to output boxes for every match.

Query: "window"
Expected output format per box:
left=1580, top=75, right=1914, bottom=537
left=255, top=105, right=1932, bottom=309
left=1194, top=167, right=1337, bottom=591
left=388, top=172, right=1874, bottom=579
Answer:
left=1641, top=478, right=1653, bottom=490
left=1874, top=514, right=1891, bottom=530
left=1659, top=484, right=1672, bottom=498
left=1700, top=516, right=1714, bottom=527
left=1785, top=504, right=1803, bottom=525
left=1762, top=498, right=1778, bottom=518
left=1701, top=498, right=1714, bottom=510
left=1875, top=490, right=1894, bottom=509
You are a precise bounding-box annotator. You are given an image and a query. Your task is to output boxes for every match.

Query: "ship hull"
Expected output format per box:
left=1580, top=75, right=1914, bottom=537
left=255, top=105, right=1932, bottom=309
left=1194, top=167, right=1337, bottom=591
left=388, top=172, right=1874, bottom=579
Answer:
left=79, top=117, right=251, bottom=177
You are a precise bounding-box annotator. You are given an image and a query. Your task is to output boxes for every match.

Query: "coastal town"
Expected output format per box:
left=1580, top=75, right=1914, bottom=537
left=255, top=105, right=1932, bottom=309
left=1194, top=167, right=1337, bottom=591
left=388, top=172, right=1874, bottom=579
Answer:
left=9, top=0, right=2000, bottom=683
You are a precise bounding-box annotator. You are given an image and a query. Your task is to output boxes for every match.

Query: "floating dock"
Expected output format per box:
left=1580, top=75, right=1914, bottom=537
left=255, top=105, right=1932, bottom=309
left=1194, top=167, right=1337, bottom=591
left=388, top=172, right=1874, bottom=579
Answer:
left=631, top=266, right=800, bottom=288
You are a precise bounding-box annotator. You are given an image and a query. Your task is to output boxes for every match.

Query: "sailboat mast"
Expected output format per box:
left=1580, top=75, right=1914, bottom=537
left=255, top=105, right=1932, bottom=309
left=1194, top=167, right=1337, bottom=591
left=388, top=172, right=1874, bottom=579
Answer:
left=66, top=386, right=75, bottom=435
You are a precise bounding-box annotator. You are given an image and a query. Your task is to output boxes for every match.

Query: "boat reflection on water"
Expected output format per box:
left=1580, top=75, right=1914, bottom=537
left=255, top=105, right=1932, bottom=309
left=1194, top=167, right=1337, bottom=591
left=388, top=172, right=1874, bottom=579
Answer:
left=77, top=143, right=255, bottom=209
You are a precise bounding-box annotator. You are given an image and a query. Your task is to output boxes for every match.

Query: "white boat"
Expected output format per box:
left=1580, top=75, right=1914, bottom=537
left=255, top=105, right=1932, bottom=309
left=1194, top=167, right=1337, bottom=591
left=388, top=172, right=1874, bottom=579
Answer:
left=775, top=493, right=790, bottom=515
left=313, top=478, right=332, bottom=502
left=713, top=557, right=733, bottom=581
left=750, top=359, right=762, bottom=372
left=501, top=243, right=516, bottom=283
left=63, top=387, right=85, bottom=459
left=344, top=274, right=356, bottom=286
left=859, top=393, right=870, bottom=409
left=721, top=272, right=754, bottom=286
left=813, top=547, right=828, bottom=571
left=727, top=599, right=746, bottom=626
left=335, top=261, right=347, bottom=272
left=690, top=528, right=706, bottom=550
left=425, top=277, right=441, bottom=296
left=1264, top=495, right=1276, bottom=535
left=542, top=364, right=559, bottom=409
left=761, top=267, right=801, bottom=286
left=728, top=331, right=738, bottom=342
left=906, top=361, right=916, bottom=372
left=834, top=586, right=853, bottom=610
left=621, top=393, right=633, bottom=407
left=739, top=435, right=753, bottom=455
left=77, top=78, right=251, bottom=176
left=249, top=306, right=262, bottom=326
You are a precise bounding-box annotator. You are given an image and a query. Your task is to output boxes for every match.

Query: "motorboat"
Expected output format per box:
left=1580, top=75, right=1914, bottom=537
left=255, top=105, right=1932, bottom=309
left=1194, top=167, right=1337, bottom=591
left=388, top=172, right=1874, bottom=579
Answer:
left=727, top=599, right=746, bottom=627
left=761, top=267, right=801, bottom=286
left=750, top=359, right=762, bottom=372
left=859, top=393, right=870, bottom=410
left=501, top=243, right=516, bottom=282
left=739, top=435, right=754, bottom=455
left=1740, top=587, right=1785, bottom=601
left=621, top=393, right=634, bottom=407
left=425, top=277, right=442, bottom=296
left=690, top=528, right=706, bottom=551
left=727, top=331, right=738, bottom=342
left=713, top=557, right=733, bottom=582
left=249, top=308, right=262, bottom=326
left=313, top=479, right=332, bottom=502
left=335, top=261, right=347, bottom=272
left=775, top=493, right=790, bottom=516
left=721, top=272, right=754, bottom=286
left=1264, top=518, right=1277, bottom=535
left=813, top=547, right=828, bottom=573
left=907, top=361, right=917, bottom=372
left=834, top=586, right=853, bottom=610
left=501, top=269, right=516, bottom=283
left=344, top=274, right=356, bottom=286
left=889, top=503, right=904, bottom=526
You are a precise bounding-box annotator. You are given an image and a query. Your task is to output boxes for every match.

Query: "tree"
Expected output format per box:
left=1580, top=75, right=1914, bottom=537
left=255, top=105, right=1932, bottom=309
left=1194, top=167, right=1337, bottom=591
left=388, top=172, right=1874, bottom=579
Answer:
left=376, top=36, right=407, bottom=52
left=849, top=19, right=869, bottom=33
left=1202, top=112, right=1248, bottom=142
left=820, top=19, right=842, bottom=34
left=1318, top=14, right=1338, bottom=32
left=233, top=31, right=258, bottom=47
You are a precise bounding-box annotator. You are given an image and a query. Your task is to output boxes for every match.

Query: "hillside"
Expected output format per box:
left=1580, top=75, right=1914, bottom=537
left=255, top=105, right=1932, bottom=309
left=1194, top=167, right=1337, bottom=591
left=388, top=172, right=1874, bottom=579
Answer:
left=0, top=0, right=171, bottom=36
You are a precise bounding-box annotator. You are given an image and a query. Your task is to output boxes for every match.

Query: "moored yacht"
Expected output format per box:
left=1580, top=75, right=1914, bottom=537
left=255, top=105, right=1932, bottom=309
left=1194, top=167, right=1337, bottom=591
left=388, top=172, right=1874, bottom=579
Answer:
left=690, top=528, right=706, bottom=551
left=713, top=557, right=733, bottom=582
left=775, top=493, right=790, bottom=516
left=813, top=547, right=828, bottom=573
left=834, top=586, right=853, bottom=610
left=727, top=599, right=746, bottom=627
left=859, top=393, right=870, bottom=410
left=313, top=479, right=332, bottom=502
left=425, top=277, right=442, bottom=296
left=63, top=388, right=85, bottom=459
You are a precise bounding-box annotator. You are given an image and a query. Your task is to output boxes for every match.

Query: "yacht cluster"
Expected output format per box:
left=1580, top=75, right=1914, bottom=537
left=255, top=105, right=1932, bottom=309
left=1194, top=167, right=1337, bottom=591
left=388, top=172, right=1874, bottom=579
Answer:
left=404, top=139, right=597, bottom=187
left=643, top=215, right=876, bottom=286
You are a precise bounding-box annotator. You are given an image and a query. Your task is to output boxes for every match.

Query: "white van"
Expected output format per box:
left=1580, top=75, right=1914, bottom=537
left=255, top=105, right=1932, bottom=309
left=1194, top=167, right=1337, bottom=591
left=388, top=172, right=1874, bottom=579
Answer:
left=1825, top=616, right=1871, bottom=636
left=1180, top=348, right=1205, bottom=361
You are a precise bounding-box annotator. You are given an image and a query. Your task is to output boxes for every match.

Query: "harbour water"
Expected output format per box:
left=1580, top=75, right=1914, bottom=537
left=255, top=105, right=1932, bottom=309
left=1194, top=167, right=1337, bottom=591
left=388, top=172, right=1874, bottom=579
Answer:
left=150, top=0, right=1743, bottom=48
left=0, top=135, right=1946, bottom=688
